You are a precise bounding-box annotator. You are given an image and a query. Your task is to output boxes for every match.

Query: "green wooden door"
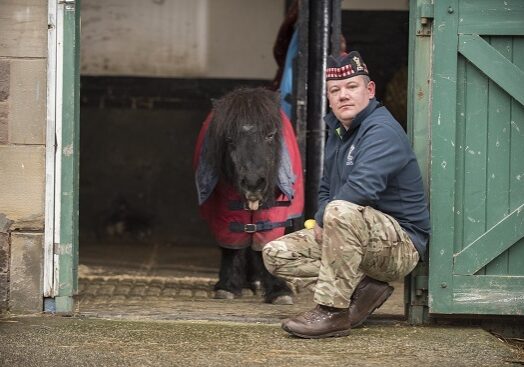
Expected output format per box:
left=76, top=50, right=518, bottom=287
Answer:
left=429, top=0, right=524, bottom=315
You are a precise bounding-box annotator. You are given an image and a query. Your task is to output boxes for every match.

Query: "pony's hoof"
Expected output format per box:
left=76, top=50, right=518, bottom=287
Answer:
left=250, top=280, right=262, bottom=294
left=214, top=290, right=235, bottom=300
left=271, top=295, right=294, bottom=305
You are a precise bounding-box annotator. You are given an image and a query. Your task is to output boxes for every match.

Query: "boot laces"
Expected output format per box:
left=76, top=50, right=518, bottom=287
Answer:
left=302, top=306, right=340, bottom=322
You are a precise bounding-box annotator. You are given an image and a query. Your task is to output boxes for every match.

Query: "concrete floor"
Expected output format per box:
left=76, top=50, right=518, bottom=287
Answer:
left=2, top=241, right=522, bottom=367
left=1, top=316, right=522, bottom=367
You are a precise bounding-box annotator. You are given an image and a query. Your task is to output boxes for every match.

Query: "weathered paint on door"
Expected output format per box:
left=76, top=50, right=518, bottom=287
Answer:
left=55, top=0, right=80, bottom=313
left=405, top=0, right=433, bottom=324
left=429, top=0, right=524, bottom=315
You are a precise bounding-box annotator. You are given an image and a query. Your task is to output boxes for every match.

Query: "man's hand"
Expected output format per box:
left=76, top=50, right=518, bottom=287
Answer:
left=313, top=223, right=323, bottom=244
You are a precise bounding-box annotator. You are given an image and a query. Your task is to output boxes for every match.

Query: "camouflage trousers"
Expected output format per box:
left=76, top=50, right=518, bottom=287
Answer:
left=262, top=200, right=420, bottom=308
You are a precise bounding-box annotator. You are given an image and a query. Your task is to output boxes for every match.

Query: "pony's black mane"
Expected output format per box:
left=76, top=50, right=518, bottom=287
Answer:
left=205, top=87, right=282, bottom=199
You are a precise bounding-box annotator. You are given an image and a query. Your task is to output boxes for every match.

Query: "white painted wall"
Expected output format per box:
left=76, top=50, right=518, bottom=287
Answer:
left=81, top=0, right=284, bottom=79
left=207, top=0, right=283, bottom=79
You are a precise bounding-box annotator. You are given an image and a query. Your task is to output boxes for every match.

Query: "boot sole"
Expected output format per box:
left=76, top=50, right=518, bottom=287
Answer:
left=281, top=323, right=351, bottom=339
left=351, top=285, right=394, bottom=328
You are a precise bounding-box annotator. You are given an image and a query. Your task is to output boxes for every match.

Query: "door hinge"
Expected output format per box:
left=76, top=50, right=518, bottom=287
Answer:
left=417, top=3, right=434, bottom=36
left=414, top=275, right=428, bottom=296
left=58, top=0, right=76, bottom=11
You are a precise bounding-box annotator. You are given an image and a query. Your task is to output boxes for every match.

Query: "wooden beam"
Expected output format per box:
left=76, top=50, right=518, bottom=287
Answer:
left=459, top=0, right=524, bottom=36
left=437, top=275, right=524, bottom=316
left=459, top=34, right=524, bottom=106
left=454, top=203, right=524, bottom=275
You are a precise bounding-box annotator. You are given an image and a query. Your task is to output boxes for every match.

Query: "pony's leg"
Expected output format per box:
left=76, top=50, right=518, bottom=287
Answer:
left=248, top=248, right=294, bottom=305
left=246, top=247, right=264, bottom=295
left=214, top=247, right=247, bottom=299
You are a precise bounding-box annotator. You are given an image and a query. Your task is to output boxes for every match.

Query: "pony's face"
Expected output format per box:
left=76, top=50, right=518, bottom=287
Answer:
left=207, top=87, right=282, bottom=211
left=226, top=124, right=280, bottom=210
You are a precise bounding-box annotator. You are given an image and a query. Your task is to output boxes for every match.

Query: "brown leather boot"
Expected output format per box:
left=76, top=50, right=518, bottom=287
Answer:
left=281, top=304, right=351, bottom=339
left=349, top=276, right=394, bottom=328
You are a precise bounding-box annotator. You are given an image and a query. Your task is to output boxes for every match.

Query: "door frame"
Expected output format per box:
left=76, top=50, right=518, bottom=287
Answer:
left=44, top=0, right=80, bottom=314
left=43, top=0, right=432, bottom=318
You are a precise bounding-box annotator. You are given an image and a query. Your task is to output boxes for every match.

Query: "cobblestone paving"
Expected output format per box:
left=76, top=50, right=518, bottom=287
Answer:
left=77, top=243, right=405, bottom=323
left=79, top=275, right=218, bottom=301
left=77, top=272, right=405, bottom=324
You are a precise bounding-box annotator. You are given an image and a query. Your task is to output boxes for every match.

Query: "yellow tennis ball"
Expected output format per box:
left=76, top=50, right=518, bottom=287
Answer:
left=304, top=219, right=316, bottom=229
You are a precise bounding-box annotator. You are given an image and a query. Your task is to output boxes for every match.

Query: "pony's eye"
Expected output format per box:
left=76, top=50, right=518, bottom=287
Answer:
left=265, top=132, right=276, bottom=141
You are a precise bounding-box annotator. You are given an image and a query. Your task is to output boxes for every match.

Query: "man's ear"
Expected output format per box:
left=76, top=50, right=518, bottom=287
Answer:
left=367, top=80, right=376, bottom=99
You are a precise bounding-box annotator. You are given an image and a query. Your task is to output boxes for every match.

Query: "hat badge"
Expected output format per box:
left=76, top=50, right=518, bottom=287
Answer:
left=353, top=56, right=364, bottom=71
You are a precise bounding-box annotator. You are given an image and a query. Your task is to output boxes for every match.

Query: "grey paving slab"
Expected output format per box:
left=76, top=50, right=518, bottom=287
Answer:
left=69, top=242, right=524, bottom=366
left=0, top=315, right=521, bottom=367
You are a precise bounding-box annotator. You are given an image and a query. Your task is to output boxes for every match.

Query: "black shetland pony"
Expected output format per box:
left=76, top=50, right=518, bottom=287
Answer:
left=194, top=87, right=302, bottom=304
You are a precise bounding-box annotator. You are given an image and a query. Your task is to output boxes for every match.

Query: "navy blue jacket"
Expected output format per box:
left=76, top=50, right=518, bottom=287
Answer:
left=314, top=98, right=430, bottom=257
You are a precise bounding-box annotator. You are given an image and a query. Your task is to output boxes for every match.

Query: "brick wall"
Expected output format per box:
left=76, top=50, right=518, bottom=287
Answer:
left=0, top=60, right=9, bottom=144
left=0, top=230, right=10, bottom=311
left=0, top=0, right=48, bottom=313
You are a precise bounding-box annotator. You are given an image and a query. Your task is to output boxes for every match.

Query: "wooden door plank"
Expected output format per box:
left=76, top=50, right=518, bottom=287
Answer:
left=484, top=37, right=512, bottom=276
left=509, top=37, right=524, bottom=275
left=453, top=55, right=467, bottom=256
left=463, top=59, right=488, bottom=257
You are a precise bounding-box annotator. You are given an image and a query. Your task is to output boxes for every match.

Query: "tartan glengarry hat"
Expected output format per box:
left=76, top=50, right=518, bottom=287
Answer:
left=326, top=51, right=369, bottom=80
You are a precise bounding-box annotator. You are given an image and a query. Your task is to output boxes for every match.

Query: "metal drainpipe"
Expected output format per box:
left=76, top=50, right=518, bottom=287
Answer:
left=331, top=0, right=341, bottom=56
left=304, top=0, right=331, bottom=219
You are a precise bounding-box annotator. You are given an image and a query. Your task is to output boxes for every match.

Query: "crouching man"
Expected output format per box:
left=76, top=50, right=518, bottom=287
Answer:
left=262, top=51, right=430, bottom=339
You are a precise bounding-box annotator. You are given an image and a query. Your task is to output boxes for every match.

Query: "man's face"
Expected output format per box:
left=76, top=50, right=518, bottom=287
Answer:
left=327, top=75, right=375, bottom=128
